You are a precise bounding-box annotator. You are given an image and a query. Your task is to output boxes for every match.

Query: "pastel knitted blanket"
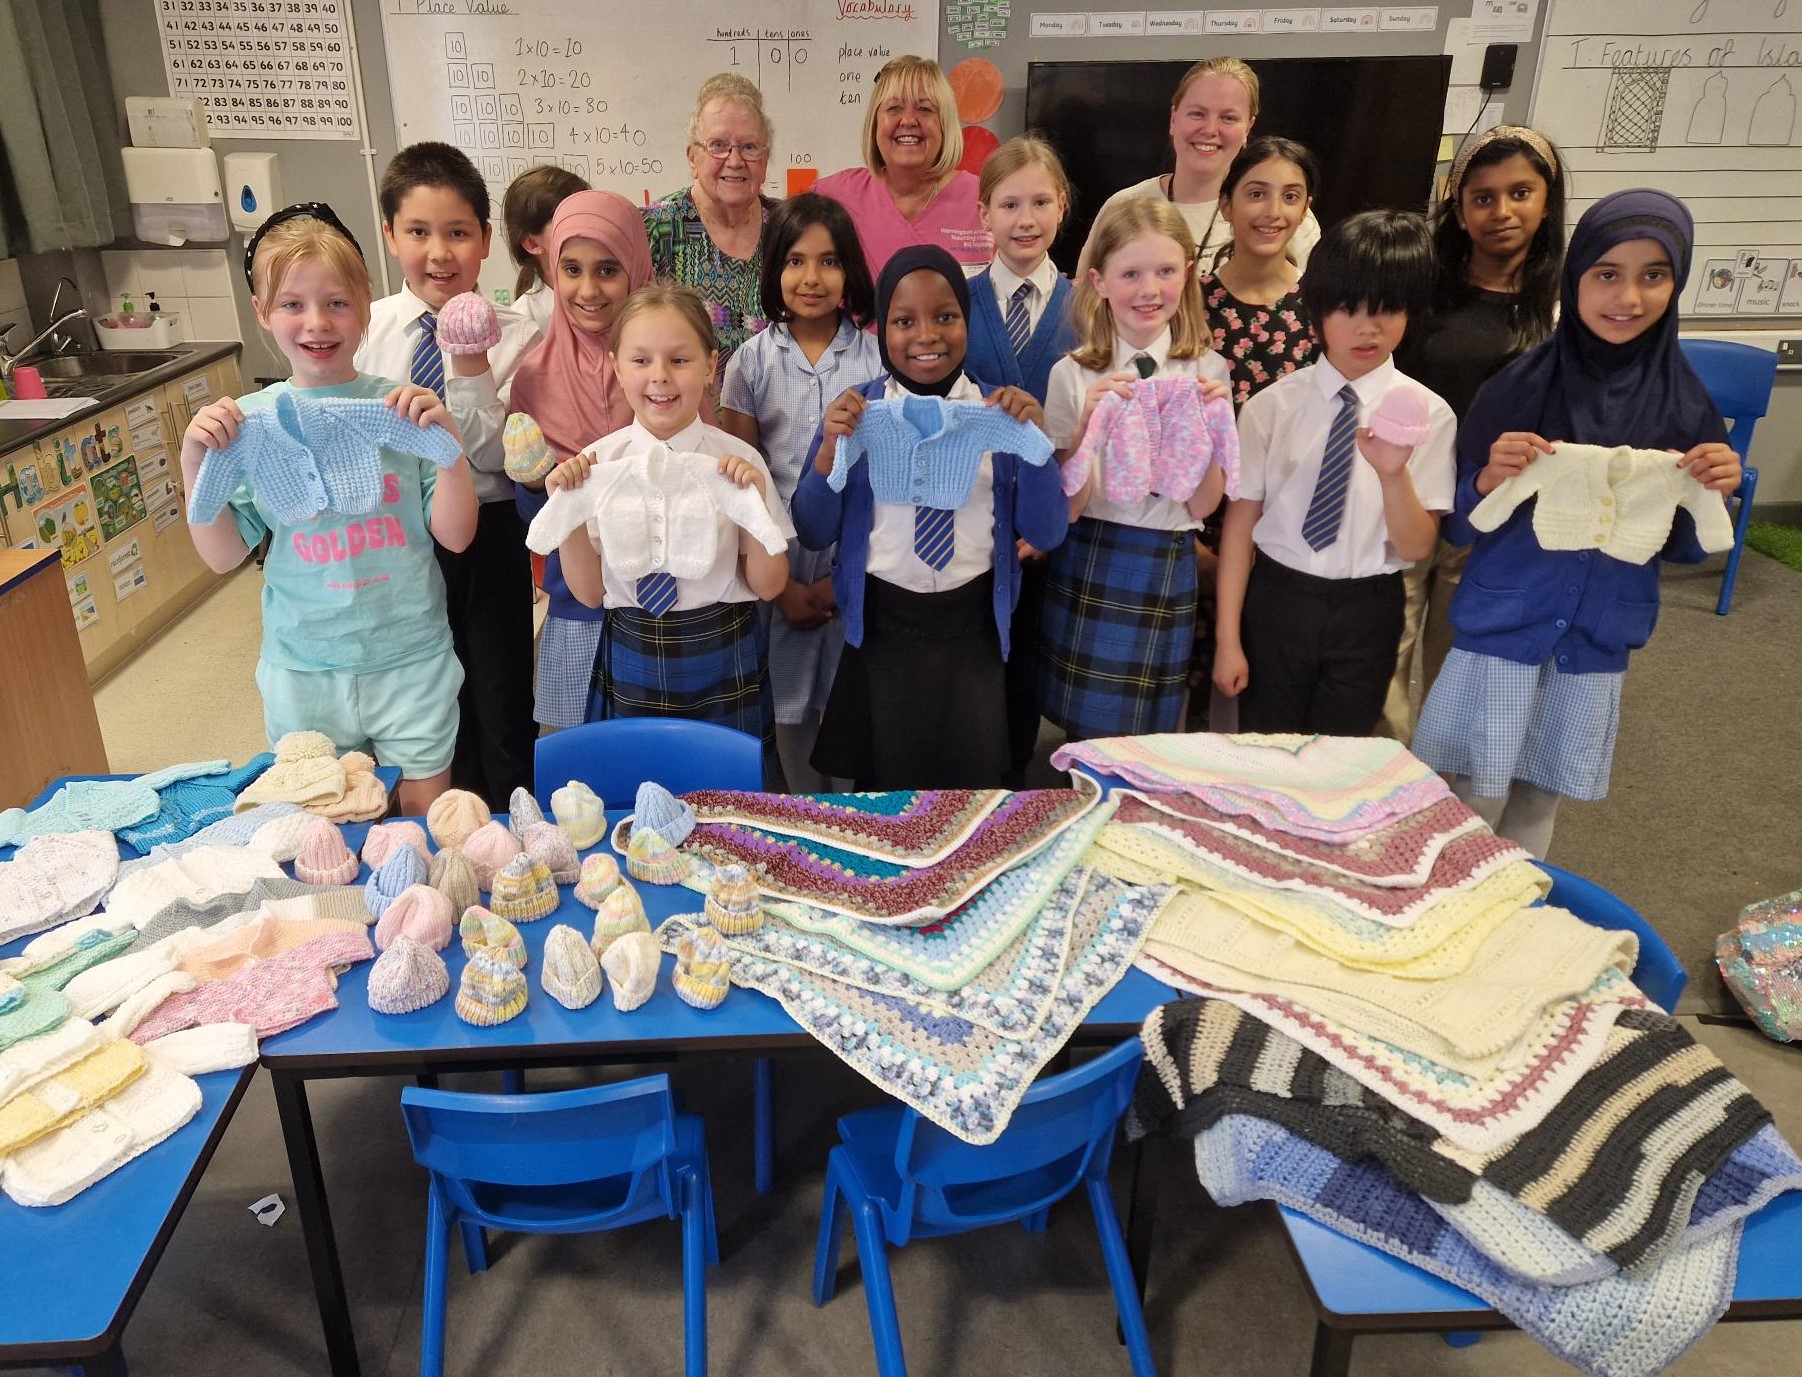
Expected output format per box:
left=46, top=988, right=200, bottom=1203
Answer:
left=656, top=867, right=1170, bottom=1144
left=828, top=396, right=1054, bottom=508
left=1132, top=999, right=1796, bottom=1274
left=679, top=789, right=1008, bottom=866
left=128, top=929, right=373, bottom=1044
left=1190, top=1114, right=1738, bottom=1377
left=672, top=789, right=1106, bottom=926
left=1050, top=734, right=1453, bottom=843
left=1140, top=889, right=1632, bottom=1076
left=1061, top=378, right=1240, bottom=505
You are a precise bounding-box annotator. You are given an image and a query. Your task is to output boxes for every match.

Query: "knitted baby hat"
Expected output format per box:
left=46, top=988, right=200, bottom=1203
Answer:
left=234, top=731, right=345, bottom=812
left=590, top=881, right=650, bottom=955
left=293, top=818, right=359, bottom=886
left=463, top=822, right=524, bottom=891
left=551, top=780, right=606, bottom=849
left=362, top=821, right=431, bottom=871
left=507, top=787, right=546, bottom=840
left=633, top=782, right=695, bottom=847
left=503, top=412, right=556, bottom=484
left=309, top=751, right=388, bottom=822
left=574, top=853, right=622, bottom=910
left=489, top=855, right=558, bottom=922
left=541, top=924, right=602, bottom=1010
left=436, top=291, right=501, bottom=355
left=625, top=826, right=693, bottom=886
left=521, top=821, right=580, bottom=885
left=372, top=883, right=454, bottom=952
left=704, top=864, right=762, bottom=937
left=365, top=846, right=429, bottom=921
left=459, top=906, right=527, bottom=968
left=455, top=948, right=528, bottom=1027
left=1369, top=382, right=1433, bottom=448
left=427, top=847, right=479, bottom=917
left=601, top=931, right=660, bottom=1012
left=672, top=925, right=730, bottom=1011
left=426, top=789, right=491, bottom=852
left=367, top=936, right=450, bottom=1014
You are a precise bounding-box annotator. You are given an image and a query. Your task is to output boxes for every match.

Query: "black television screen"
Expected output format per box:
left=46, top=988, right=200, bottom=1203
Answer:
left=1024, top=56, right=1452, bottom=272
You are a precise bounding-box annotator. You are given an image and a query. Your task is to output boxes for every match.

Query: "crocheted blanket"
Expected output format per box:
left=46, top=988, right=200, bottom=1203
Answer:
left=1050, top=733, right=1453, bottom=843
left=1715, top=889, right=1802, bottom=1044
left=751, top=800, right=1114, bottom=994
left=1132, top=998, right=1797, bottom=1273
left=1137, top=952, right=1650, bottom=1154
left=656, top=867, right=1170, bottom=1144
left=1111, top=794, right=1532, bottom=929
left=1191, top=1114, right=1737, bottom=1377
left=679, top=789, right=1008, bottom=866
left=673, top=788, right=1107, bottom=926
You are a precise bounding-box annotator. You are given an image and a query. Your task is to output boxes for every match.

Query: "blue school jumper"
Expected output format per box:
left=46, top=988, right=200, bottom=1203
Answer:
left=963, top=271, right=1078, bottom=404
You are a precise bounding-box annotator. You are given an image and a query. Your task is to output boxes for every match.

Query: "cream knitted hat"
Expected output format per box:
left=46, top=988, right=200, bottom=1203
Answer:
left=704, top=864, right=762, bottom=936
left=591, top=882, right=650, bottom=955
left=601, top=931, right=660, bottom=1012
left=365, top=847, right=429, bottom=920
left=521, top=821, right=579, bottom=885
left=489, top=855, right=558, bottom=922
left=0, top=1064, right=202, bottom=1207
left=368, top=936, right=450, bottom=1015
left=426, top=789, right=491, bottom=851
left=464, top=822, right=524, bottom=891
left=542, top=924, right=602, bottom=1010
left=625, top=826, right=692, bottom=886
left=373, top=884, right=455, bottom=952
left=361, top=821, right=431, bottom=870
left=551, top=780, right=607, bottom=849
left=459, top=906, right=527, bottom=968
left=455, top=949, right=528, bottom=1027
left=234, top=731, right=346, bottom=812
left=309, top=751, right=388, bottom=823
left=507, top=786, right=546, bottom=840
left=428, top=847, right=479, bottom=917
left=293, top=818, right=359, bottom=886
left=672, top=926, right=730, bottom=1011
left=574, top=853, right=622, bottom=910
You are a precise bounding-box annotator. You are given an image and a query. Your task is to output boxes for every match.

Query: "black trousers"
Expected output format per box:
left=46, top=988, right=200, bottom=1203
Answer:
left=1237, top=554, right=1404, bottom=736
left=436, top=500, right=536, bottom=807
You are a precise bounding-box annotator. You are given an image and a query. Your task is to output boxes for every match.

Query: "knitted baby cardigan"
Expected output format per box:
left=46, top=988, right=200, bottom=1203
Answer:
left=524, top=444, right=790, bottom=574
left=1061, top=379, right=1240, bottom=505
left=187, top=393, right=463, bottom=526
left=1468, top=442, right=1735, bottom=564
left=827, top=396, right=1054, bottom=508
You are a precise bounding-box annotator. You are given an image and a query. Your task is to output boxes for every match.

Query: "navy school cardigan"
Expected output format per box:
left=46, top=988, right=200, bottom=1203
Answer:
left=963, top=270, right=1079, bottom=404
left=790, top=374, right=1069, bottom=659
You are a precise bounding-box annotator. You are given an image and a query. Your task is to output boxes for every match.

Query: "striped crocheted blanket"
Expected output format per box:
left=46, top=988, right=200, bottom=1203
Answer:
left=680, top=789, right=1007, bottom=865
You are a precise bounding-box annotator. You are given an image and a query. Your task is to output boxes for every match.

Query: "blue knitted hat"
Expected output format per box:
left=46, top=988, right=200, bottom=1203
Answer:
left=365, top=846, right=428, bottom=920
left=633, top=782, right=695, bottom=848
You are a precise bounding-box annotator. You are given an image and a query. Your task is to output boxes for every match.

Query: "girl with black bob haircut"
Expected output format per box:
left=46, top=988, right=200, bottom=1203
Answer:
left=754, top=192, right=876, bottom=328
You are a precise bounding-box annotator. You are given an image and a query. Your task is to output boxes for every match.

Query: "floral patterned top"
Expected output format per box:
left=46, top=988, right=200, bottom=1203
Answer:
left=1200, top=273, right=1316, bottom=410
left=642, top=187, right=774, bottom=384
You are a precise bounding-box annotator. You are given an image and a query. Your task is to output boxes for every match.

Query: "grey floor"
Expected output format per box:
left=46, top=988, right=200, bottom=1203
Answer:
left=30, top=550, right=1799, bottom=1377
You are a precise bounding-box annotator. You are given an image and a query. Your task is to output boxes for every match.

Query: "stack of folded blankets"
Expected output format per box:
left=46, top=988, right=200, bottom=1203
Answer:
left=1052, top=731, right=1802, bottom=1377
left=647, top=786, right=1176, bottom=1144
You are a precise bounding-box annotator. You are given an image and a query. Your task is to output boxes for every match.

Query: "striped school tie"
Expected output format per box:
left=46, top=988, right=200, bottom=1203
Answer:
left=1300, top=384, right=1361, bottom=552
left=410, top=311, right=445, bottom=400
left=914, top=506, right=955, bottom=572
left=1005, top=282, right=1033, bottom=356
left=635, top=572, right=680, bottom=617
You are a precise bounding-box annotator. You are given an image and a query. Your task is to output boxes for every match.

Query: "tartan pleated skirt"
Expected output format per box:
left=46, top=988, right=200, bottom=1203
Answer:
left=602, top=601, right=774, bottom=758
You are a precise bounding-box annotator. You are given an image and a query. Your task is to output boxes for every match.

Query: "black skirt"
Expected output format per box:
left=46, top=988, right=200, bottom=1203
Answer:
left=812, top=573, right=1009, bottom=790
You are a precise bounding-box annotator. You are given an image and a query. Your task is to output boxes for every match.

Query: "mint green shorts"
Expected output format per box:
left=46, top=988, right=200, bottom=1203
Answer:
left=256, top=645, right=463, bottom=780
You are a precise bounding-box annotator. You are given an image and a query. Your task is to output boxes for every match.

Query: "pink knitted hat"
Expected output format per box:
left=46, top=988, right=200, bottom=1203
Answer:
left=361, top=821, right=431, bottom=871
left=463, top=822, right=524, bottom=891
left=373, top=883, right=455, bottom=952
left=1369, top=383, right=1433, bottom=448
left=435, top=291, right=502, bottom=355
left=293, top=818, right=358, bottom=886
left=521, top=820, right=579, bottom=886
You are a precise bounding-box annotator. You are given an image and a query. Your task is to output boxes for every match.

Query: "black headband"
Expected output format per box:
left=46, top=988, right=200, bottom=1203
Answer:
left=243, top=201, right=365, bottom=291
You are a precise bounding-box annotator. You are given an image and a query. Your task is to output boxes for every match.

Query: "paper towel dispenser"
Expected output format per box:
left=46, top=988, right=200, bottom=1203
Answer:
left=120, top=147, right=228, bottom=246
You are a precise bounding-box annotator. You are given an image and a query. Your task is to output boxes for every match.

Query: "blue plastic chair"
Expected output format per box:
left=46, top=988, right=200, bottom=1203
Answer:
left=400, top=1077, right=717, bottom=1377
left=1679, top=338, right=1776, bottom=616
left=813, top=1038, right=1156, bottom=1377
left=531, top=716, right=776, bottom=1193
left=1273, top=865, right=1689, bottom=1375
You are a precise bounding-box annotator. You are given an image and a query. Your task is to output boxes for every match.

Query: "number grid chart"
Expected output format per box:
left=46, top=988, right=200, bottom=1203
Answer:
left=157, top=0, right=361, bottom=139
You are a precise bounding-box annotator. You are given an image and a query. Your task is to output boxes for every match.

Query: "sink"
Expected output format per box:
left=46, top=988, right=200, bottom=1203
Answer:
left=32, top=350, right=188, bottom=378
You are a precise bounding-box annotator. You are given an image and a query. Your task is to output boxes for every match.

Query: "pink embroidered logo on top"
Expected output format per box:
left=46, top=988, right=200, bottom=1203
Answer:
left=289, top=471, right=409, bottom=565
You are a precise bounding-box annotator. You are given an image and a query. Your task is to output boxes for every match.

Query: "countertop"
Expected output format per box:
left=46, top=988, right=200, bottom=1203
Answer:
left=0, top=341, right=240, bottom=459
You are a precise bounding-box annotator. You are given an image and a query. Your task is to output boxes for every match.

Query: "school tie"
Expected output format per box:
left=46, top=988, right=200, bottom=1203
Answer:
left=1132, top=354, right=1157, bottom=379
left=635, top=572, right=680, bottom=618
left=410, top=311, right=445, bottom=400
left=1005, top=282, right=1033, bottom=356
left=914, top=506, right=955, bottom=571
left=1300, top=384, right=1361, bottom=552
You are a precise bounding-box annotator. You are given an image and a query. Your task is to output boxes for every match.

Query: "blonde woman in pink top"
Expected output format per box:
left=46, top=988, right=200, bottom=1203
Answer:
left=815, top=55, right=993, bottom=277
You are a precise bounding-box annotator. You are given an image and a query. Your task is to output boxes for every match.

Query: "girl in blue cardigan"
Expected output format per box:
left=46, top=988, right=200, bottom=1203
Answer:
left=792, top=246, right=1068, bottom=789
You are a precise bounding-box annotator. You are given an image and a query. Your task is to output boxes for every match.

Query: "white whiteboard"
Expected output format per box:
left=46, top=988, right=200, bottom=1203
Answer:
left=1530, top=0, right=1802, bottom=319
left=377, top=0, right=940, bottom=303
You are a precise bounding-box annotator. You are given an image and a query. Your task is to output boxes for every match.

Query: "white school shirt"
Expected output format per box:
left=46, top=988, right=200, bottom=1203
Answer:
left=1236, top=355, right=1456, bottom=579
left=1078, top=176, right=1323, bottom=275
left=866, top=374, right=997, bottom=594
left=355, top=283, right=542, bottom=504
left=987, top=255, right=1061, bottom=337
left=577, top=417, right=794, bottom=612
left=515, top=281, right=557, bottom=334
left=1043, top=328, right=1232, bottom=532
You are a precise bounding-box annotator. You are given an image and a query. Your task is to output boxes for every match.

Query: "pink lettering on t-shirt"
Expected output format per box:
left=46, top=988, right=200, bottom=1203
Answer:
left=382, top=473, right=401, bottom=504
left=289, top=517, right=409, bottom=565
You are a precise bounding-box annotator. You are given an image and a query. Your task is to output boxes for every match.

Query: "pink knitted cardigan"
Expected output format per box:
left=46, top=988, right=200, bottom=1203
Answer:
left=1062, top=378, right=1240, bottom=504
left=129, top=929, right=373, bottom=1044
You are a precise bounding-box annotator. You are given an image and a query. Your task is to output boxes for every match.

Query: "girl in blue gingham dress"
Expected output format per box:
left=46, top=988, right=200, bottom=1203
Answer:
left=1412, top=190, right=1742, bottom=858
left=720, top=194, right=880, bottom=792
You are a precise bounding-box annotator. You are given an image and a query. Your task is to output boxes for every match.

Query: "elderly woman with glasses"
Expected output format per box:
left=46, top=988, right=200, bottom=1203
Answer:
left=644, top=72, right=778, bottom=379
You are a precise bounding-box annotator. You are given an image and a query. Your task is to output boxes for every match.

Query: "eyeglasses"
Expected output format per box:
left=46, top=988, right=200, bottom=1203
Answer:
left=695, top=139, right=769, bottom=162
left=243, top=201, right=364, bottom=290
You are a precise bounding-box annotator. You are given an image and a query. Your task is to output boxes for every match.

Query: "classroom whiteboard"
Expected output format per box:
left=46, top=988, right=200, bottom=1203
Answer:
left=377, top=0, right=940, bottom=303
left=1530, top=0, right=1802, bottom=319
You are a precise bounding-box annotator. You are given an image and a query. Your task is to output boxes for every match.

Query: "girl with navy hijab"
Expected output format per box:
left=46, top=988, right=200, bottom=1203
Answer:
left=1412, top=189, right=1741, bottom=857
left=792, top=245, right=1068, bottom=788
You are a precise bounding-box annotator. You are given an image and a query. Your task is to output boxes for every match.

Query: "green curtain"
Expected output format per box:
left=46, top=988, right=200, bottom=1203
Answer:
left=0, top=0, right=131, bottom=256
